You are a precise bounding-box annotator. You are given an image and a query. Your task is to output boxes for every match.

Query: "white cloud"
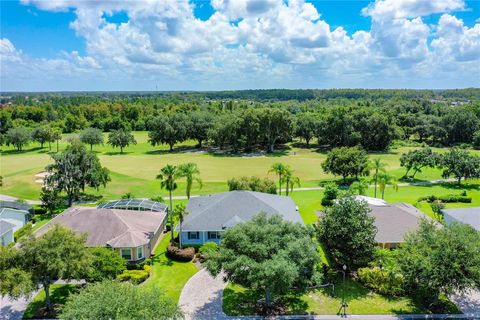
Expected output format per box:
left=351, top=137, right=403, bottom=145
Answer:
left=2, top=0, right=479, bottom=90
left=362, top=0, right=464, bottom=20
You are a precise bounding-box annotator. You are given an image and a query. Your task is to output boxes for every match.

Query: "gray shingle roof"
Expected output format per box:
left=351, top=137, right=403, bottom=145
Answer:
left=368, top=202, right=432, bottom=244
left=182, top=190, right=303, bottom=231
left=0, top=220, right=15, bottom=236
left=33, top=207, right=167, bottom=248
left=443, top=207, right=480, bottom=231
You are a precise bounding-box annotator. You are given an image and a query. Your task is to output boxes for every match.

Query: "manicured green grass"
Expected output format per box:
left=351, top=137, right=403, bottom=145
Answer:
left=144, top=233, right=199, bottom=302
left=23, top=284, right=80, bottom=319
left=223, top=278, right=459, bottom=316
left=4, top=131, right=478, bottom=201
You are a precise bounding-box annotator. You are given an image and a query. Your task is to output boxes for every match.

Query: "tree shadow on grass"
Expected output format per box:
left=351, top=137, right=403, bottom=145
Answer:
left=222, top=287, right=260, bottom=316
left=412, top=181, right=480, bottom=191
left=145, top=146, right=201, bottom=155
left=0, top=147, right=43, bottom=155
left=23, top=284, right=80, bottom=319
left=103, top=151, right=133, bottom=156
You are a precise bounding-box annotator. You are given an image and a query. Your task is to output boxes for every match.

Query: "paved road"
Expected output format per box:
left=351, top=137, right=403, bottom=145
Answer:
left=0, top=178, right=460, bottom=203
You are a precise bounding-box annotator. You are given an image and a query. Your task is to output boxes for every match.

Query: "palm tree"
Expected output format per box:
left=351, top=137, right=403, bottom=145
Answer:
left=269, top=162, right=287, bottom=195
left=377, top=172, right=399, bottom=200
left=350, top=178, right=369, bottom=195
left=370, top=158, right=386, bottom=198
left=173, top=204, right=189, bottom=249
left=157, top=164, right=180, bottom=242
left=283, top=167, right=300, bottom=196
left=178, top=162, right=202, bottom=199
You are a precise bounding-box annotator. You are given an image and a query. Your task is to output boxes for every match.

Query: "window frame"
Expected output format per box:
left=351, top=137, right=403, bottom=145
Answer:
left=207, top=231, right=220, bottom=240
left=187, top=231, right=200, bottom=240
left=120, top=248, right=133, bottom=261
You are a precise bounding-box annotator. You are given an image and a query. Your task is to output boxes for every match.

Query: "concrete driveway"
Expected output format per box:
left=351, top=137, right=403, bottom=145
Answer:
left=179, top=268, right=230, bottom=320
left=450, top=289, right=480, bottom=317
left=0, top=295, right=32, bottom=320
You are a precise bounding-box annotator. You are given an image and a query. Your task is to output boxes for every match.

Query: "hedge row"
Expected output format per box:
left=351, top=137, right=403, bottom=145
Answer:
left=418, top=194, right=472, bottom=203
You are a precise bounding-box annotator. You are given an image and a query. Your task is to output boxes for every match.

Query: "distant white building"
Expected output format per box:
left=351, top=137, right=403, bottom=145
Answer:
left=0, top=202, right=31, bottom=246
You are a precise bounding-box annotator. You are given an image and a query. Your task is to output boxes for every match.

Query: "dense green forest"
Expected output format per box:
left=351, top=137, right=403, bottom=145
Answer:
left=1, top=89, right=479, bottom=153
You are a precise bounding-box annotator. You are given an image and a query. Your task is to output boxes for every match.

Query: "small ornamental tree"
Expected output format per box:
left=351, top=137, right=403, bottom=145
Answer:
left=0, top=225, right=92, bottom=311
left=5, top=127, right=30, bottom=151
left=60, top=281, right=183, bottom=320
left=317, top=196, right=377, bottom=270
left=86, top=247, right=126, bottom=282
left=80, top=127, right=104, bottom=151
left=322, top=146, right=370, bottom=183
left=206, top=214, right=320, bottom=308
left=107, top=129, right=136, bottom=154
left=398, top=221, right=480, bottom=309
left=40, top=186, right=63, bottom=214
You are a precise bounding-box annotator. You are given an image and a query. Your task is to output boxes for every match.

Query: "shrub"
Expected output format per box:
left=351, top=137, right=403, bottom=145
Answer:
left=166, top=244, right=195, bottom=262
left=198, top=242, right=219, bottom=262
left=121, top=192, right=135, bottom=199
left=150, top=195, right=164, bottom=203
left=14, top=222, right=32, bottom=239
left=321, top=182, right=339, bottom=206
left=117, top=265, right=151, bottom=284
left=430, top=200, right=445, bottom=218
left=227, top=176, right=277, bottom=194
left=358, top=266, right=405, bottom=296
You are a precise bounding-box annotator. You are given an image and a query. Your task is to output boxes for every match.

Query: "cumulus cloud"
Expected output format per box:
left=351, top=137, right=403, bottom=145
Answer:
left=2, top=0, right=479, bottom=90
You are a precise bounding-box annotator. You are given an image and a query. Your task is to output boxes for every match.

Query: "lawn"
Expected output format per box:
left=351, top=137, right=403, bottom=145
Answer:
left=144, top=232, right=199, bottom=302
left=3, top=131, right=478, bottom=201
left=223, top=278, right=459, bottom=316
left=23, top=284, right=80, bottom=319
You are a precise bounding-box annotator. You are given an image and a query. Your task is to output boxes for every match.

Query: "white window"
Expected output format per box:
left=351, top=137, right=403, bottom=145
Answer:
left=137, top=246, right=144, bottom=259
left=208, top=231, right=220, bottom=240
left=188, top=232, right=200, bottom=240
left=121, top=248, right=132, bottom=260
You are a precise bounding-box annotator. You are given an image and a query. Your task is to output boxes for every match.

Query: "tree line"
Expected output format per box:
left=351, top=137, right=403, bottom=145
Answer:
left=2, top=99, right=480, bottom=153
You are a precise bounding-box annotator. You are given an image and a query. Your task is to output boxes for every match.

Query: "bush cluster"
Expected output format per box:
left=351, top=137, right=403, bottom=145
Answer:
left=418, top=194, right=472, bottom=203
left=117, top=265, right=151, bottom=284
left=227, top=176, right=277, bottom=194
left=166, top=244, right=195, bottom=262
left=357, top=267, right=405, bottom=296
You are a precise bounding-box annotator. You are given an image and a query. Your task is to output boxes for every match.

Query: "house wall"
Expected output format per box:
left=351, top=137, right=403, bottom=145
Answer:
left=0, top=209, right=28, bottom=232
left=181, top=231, right=222, bottom=246
left=0, top=230, right=14, bottom=246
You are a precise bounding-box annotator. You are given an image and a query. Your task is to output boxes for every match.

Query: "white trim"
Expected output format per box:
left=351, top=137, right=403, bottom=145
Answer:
left=137, top=245, right=144, bottom=260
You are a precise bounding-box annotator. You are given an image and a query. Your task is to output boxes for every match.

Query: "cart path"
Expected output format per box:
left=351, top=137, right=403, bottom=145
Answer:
left=0, top=178, right=460, bottom=202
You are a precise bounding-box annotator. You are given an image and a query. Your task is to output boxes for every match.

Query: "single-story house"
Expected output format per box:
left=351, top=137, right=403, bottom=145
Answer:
left=180, top=190, right=303, bottom=246
left=0, top=206, right=30, bottom=246
left=33, top=206, right=168, bottom=261
left=356, top=196, right=434, bottom=248
left=0, top=207, right=29, bottom=232
left=443, top=207, right=480, bottom=231
left=0, top=220, right=16, bottom=246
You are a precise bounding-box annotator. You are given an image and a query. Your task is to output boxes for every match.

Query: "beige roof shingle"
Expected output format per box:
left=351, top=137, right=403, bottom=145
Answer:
left=33, top=207, right=167, bottom=248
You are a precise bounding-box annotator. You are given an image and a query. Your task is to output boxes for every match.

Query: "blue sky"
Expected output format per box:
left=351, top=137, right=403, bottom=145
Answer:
left=1, top=0, right=479, bottom=91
